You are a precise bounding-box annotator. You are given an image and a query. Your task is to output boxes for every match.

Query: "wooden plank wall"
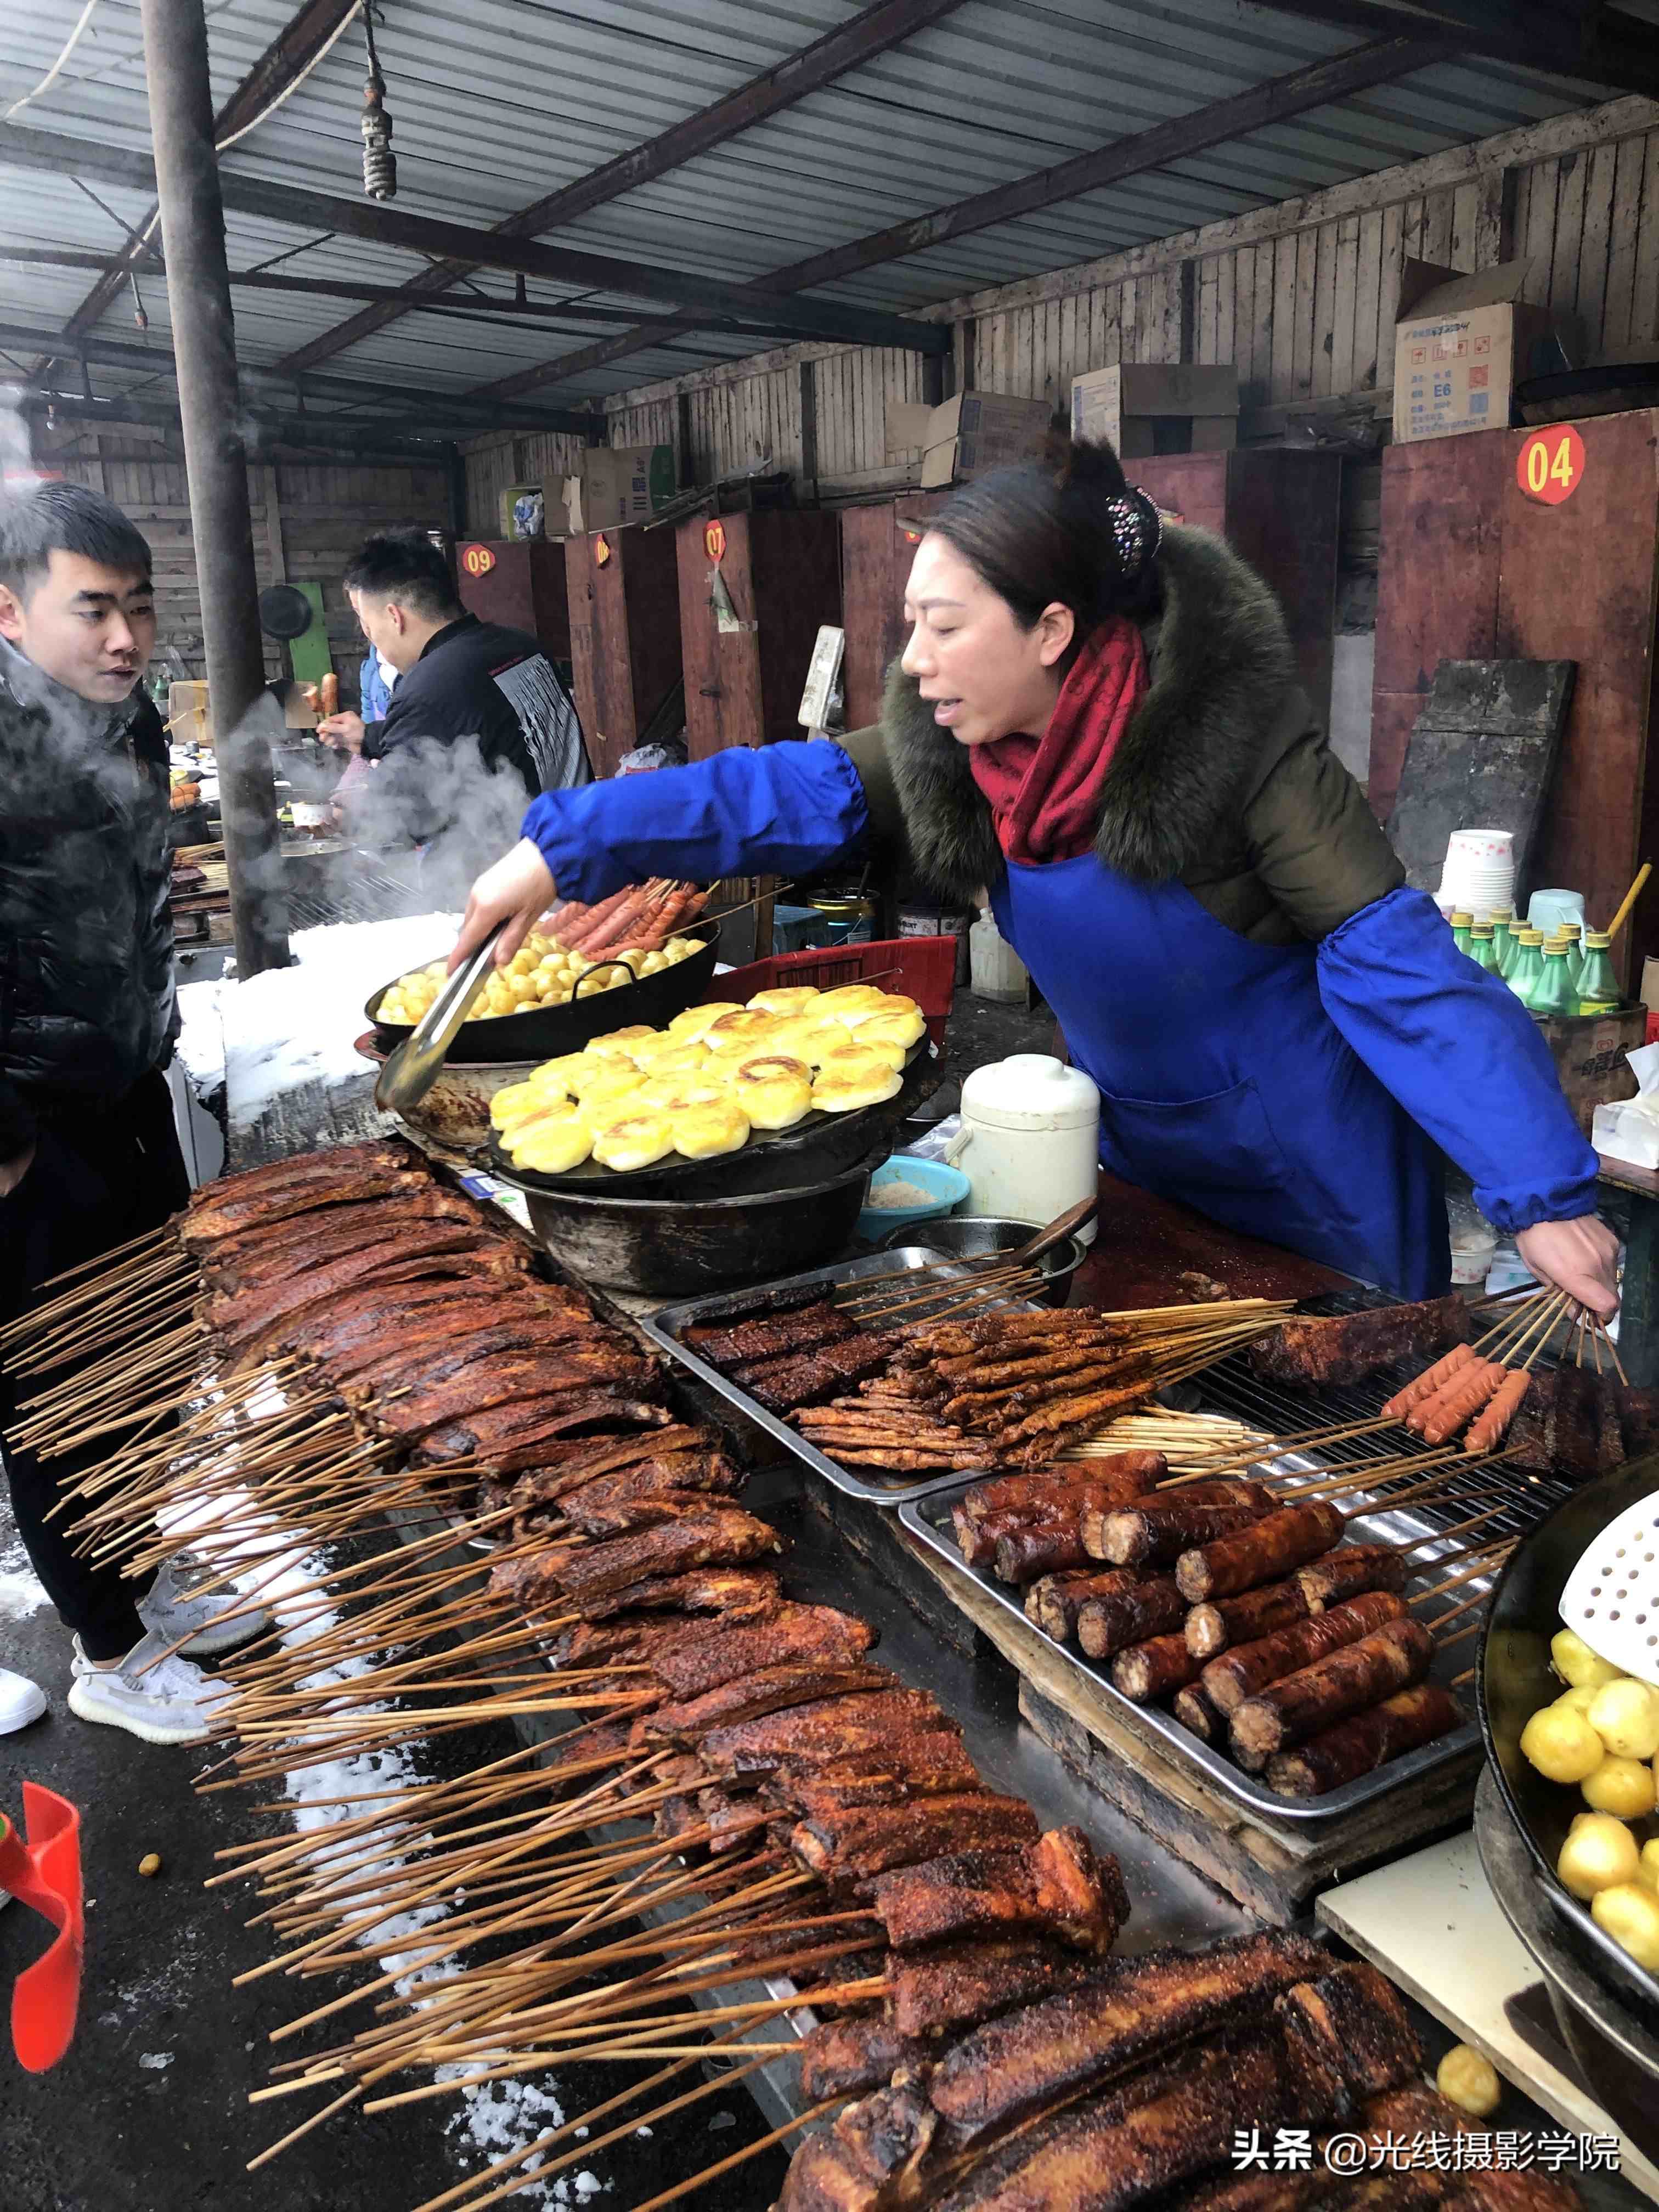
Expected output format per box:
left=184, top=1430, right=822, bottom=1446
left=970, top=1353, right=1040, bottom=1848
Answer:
left=456, top=99, right=1659, bottom=561
left=43, top=435, right=449, bottom=687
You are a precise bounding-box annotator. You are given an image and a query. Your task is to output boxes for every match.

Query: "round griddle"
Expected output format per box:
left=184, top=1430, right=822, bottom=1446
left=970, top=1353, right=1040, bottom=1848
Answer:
left=258, top=584, right=316, bottom=640
left=490, top=1040, right=940, bottom=1197
left=365, top=918, right=721, bottom=1065
left=1479, top=1458, right=1659, bottom=2024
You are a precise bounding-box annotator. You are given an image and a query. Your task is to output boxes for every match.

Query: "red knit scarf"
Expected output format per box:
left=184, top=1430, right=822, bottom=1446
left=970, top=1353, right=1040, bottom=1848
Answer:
left=968, top=616, right=1149, bottom=866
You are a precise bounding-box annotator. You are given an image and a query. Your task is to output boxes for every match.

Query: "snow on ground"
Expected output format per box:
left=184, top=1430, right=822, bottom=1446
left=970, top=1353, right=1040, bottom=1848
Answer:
left=0, top=1527, right=49, bottom=1620
left=205, top=913, right=459, bottom=1132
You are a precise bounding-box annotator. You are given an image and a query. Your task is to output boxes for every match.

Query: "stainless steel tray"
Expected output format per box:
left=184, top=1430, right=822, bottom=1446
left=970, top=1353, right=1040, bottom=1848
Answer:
left=898, top=1461, right=1487, bottom=1824
left=641, top=1245, right=1040, bottom=1507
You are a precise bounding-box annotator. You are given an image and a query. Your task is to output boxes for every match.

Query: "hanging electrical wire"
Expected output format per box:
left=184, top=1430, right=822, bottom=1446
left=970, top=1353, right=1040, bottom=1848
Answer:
left=4, top=0, right=101, bottom=123
left=360, top=7, right=396, bottom=201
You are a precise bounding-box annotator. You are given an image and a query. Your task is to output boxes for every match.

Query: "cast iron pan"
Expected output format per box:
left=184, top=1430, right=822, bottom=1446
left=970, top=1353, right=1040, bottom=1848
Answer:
left=489, top=1042, right=941, bottom=1197
left=366, top=918, right=721, bottom=1065
left=1478, top=1453, right=1659, bottom=2026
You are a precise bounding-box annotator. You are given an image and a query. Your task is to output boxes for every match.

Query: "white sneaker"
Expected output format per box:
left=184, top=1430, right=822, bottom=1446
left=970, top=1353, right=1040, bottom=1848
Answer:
left=0, top=1664, right=47, bottom=1734
left=67, top=1632, right=234, bottom=1746
left=138, top=1553, right=270, bottom=1657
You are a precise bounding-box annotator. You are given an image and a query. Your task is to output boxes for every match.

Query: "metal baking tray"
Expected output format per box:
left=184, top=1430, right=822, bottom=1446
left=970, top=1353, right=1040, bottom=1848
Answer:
left=641, top=1245, right=1041, bottom=1506
left=898, top=1462, right=1487, bottom=1824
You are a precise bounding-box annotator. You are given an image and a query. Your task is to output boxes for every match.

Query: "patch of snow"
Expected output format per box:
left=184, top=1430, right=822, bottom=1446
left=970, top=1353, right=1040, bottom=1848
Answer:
left=139, top=2052, right=173, bottom=2070
left=0, top=1533, right=47, bottom=1620
left=220, top=913, right=459, bottom=1132
left=173, top=976, right=225, bottom=1095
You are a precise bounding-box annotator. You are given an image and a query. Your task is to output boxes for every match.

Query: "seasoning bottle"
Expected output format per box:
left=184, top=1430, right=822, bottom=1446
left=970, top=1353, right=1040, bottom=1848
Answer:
left=1468, top=924, right=1501, bottom=975
left=1450, top=910, right=1475, bottom=956
left=1506, top=928, right=1544, bottom=1006
left=1577, top=931, right=1621, bottom=1015
left=1531, top=940, right=1579, bottom=1017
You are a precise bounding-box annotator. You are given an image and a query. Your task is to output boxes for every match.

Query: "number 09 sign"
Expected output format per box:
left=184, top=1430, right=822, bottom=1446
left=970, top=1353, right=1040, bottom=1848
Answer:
left=1516, top=426, right=1585, bottom=507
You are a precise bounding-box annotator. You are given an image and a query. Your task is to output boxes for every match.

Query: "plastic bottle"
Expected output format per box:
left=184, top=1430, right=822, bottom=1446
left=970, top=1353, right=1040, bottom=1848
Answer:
left=1450, top=911, right=1475, bottom=956
left=1531, top=941, right=1578, bottom=1017
left=1577, top=931, right=1621, bottom=1015
left=1506, top=928, right=1544, bottom=1006
left=1489, top=909, right=1515, bottom=974
left=969, top=905, right=1030, bottom=1003
left=1467, top=924, right=1501, bottom=975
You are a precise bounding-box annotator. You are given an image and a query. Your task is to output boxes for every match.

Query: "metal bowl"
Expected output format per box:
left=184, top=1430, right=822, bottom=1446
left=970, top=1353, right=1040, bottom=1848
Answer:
left=878, top=1212, right=1086, bottom=1307
left=1477, top=1453, right=1659, bottom=2027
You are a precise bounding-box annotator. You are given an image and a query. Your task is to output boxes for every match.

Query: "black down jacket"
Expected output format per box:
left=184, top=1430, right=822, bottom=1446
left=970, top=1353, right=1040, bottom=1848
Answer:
left=0, top=637, right=177, bottom=1157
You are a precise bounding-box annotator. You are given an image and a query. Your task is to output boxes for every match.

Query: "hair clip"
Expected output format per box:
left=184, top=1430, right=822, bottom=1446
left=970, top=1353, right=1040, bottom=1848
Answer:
left=1105, top=491, right=1161, bottom=577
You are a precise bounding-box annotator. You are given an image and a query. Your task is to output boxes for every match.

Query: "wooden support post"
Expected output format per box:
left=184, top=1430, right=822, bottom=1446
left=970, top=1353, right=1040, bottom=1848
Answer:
left=139, top=0, right=287, bottom=977
left=676, top=392, right=695, bottom=489
left=798, top=359, right=819, bottom=499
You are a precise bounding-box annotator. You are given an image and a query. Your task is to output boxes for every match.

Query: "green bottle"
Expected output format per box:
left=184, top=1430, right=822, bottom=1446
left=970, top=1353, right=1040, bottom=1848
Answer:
left=1468, top=924, right=1501, bottom=975
left=1508, top=928, right=1544, bottom=1005
left=1577, top=931, right=1621, bottom=1015
left=1489, top=909, right=1515, bottom=974
left=1532, top=942, right=1578, bottom=1017
left=1450, top=910, right=1475, bottom=956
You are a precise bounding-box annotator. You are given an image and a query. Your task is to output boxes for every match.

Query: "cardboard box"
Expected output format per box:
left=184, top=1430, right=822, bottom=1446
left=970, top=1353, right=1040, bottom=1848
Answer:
left=1641, top=956, right=1659, bottom=1017
left=882, top=392, right=1054, bottom=489
left=558, top=445, right=676, bottom=535
left=1070, top=365, right=1238, bottom=457
left=1391, top=258, right=1567, bottom=445
left=499, top=483, right=546, bottom=540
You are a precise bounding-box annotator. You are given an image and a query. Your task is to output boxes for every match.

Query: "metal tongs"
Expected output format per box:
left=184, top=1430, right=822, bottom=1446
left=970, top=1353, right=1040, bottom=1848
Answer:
left=374, top=922, right=505, bottom=1116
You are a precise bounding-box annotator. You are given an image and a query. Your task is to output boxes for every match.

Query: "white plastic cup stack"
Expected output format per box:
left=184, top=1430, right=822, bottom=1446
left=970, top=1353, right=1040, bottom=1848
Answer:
left=1436, top=828, right=1516, bottom=923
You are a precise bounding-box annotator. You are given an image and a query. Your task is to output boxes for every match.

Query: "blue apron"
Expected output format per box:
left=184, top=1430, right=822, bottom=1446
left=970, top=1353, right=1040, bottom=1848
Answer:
left=991, top=855, right=1451, bottom=1299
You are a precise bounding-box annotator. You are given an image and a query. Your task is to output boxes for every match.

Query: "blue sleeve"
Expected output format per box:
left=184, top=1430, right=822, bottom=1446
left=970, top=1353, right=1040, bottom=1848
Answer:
left=521, top=740, right=871, bottom=906
left=1317, top=887, right=1600, bottom=1233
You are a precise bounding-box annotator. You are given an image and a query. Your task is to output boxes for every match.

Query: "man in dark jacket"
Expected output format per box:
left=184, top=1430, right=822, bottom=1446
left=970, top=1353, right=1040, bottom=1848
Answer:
left=315, top=531, right=587, bottom=901
left=0, top=481, right=264, bottom=1746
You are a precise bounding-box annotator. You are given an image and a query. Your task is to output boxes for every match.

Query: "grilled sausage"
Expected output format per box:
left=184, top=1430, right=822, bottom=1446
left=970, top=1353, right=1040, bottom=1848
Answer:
left=1380, top=1342, right=1475, bottom=1421
left=319, top=670, right=339, bottom=715
left=994, top=1517, right=1096, bottom=1583
left=1293, top=1544, right=1410, bottom=1613
left=1265, top=1683, right=1462, bottom=1796
left=1076, top=1575, right=1186, bottom=1660
left=1184, top=1578, right=1310, bottom=1660
left=960, top=1468, right=1153, bottom=1523
left=1175, top=1502, right=1344, bottom=1603
left=1110, top=1630, right=1205, bottom=1702
left=1228, top=1618, right=1434, bottom=1769
left=1465, top=1368, right=1531, bottom=1454
left=1086, top=1498, right=1266, bottom=1569
left=1407, top=1358, right=1504, bottom=1443
left=1025, top=1568, right=1140, bottom=1644
left=1173, top=1683, right=1223, bottom=1742
left=1199, top=1592, right=1408, bottom=1714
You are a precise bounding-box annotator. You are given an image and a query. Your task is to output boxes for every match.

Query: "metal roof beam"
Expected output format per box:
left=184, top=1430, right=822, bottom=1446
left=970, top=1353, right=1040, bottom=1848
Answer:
left=0, top=126, right=949, bottom=358
left=276, top=0, right=967, bottom=375
left=469, top=30, right=1456, bottom=404
left=0, top=319, right=592, bottom=433
left=21, top=387, right=451, bottom=457
left=1252, top=0, right=1659, bottom=99
left=55, top=0, right=365, bottom=349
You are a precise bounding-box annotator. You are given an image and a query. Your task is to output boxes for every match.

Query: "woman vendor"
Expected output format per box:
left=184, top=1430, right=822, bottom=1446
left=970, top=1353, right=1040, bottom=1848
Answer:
left=451, top=436, right=1620, bottom=1317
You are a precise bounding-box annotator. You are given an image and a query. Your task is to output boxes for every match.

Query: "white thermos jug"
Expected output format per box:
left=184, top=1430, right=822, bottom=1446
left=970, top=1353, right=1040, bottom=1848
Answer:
left=947, top=1054, right=1101, bottom=1244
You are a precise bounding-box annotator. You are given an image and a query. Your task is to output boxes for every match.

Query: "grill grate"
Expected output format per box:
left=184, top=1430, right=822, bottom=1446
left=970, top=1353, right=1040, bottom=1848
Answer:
left=284, top=864, right=426, bottom=932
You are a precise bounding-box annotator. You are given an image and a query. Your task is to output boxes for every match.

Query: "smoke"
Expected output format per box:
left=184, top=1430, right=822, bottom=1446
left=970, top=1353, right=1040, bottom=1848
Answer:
left=331, top=731, right=529, bottom=911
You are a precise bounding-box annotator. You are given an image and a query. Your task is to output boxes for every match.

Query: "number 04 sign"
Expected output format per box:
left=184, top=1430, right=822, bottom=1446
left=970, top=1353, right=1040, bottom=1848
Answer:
left=1516, top=425, right=1585, bottom=506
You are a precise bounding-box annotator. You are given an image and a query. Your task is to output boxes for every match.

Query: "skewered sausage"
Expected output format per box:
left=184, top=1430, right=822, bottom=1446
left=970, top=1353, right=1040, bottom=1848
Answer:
left=1465, top=1368, right=1531, bottom=1455
left=1110, top=1630, right=1205, bottom=1702
left=1086, top=1497, right=1267, bottom=1569
left=1176, top=1502, right=1344, bottom=1603
left=1380, top=1342, right=1475, bottom=1421
left=1293, top=1544, right=1410, bottom=1613
left=994, top=1517, right=1098, bottom=1583
left=1199, top=1591, right=1408, bottom=1714
left=1184, top=1578, right=1310, bottom=1660
left=1228, top=1618, right=1434, bottom=1769
left=1076, top=1575, right=1186, bottom=1660
left=1025, top=1568, right=1139, bottom=1643
left=319, top=670, right=339, bottom=715
left=1407, top=1358, right=1505, bottom=1443
left=1265, top=1683, right=1462, bottom=1796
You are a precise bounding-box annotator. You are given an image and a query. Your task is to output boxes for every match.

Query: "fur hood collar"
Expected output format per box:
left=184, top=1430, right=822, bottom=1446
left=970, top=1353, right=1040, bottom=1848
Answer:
left=881, top=524, right=1296, bottom=902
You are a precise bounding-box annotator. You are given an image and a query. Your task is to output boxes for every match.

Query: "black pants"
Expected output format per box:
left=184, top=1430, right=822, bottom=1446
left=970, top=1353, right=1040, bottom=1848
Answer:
left=1, top=1069, right=192, bottom=1660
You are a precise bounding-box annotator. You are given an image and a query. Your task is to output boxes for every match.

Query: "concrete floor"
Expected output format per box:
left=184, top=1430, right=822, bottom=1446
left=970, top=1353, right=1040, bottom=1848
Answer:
left=0, top=1492, right=786, bottom=2212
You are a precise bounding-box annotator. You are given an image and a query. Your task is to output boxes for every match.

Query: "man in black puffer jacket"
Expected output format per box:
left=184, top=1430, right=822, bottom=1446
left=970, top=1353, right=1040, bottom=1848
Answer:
left=1, top=481, right=265, bottom=1746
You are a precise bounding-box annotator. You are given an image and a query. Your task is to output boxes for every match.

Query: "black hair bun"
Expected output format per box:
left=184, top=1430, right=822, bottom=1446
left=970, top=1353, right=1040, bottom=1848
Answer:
left=1053, top=437, right=1161, bottom=603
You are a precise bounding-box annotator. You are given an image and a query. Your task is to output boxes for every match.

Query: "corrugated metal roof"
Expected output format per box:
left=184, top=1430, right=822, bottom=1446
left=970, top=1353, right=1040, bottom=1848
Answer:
left=0, top=0, right=1620, bottom=419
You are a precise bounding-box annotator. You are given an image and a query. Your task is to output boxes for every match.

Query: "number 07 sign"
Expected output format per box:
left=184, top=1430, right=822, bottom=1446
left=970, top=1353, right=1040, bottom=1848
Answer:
left=1516, top=425, right=1585, bottom=506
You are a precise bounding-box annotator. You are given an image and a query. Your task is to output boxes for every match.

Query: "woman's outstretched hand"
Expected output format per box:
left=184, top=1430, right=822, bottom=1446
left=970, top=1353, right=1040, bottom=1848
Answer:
left=1515, top=1215, right=1622, bottom=1320
left=449, top=838, right=556, bottom=973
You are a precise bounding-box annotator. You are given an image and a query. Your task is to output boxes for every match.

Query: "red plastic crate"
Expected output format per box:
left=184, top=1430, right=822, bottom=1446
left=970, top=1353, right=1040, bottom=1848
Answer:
left=708, top=935, right=958, bottom=1048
